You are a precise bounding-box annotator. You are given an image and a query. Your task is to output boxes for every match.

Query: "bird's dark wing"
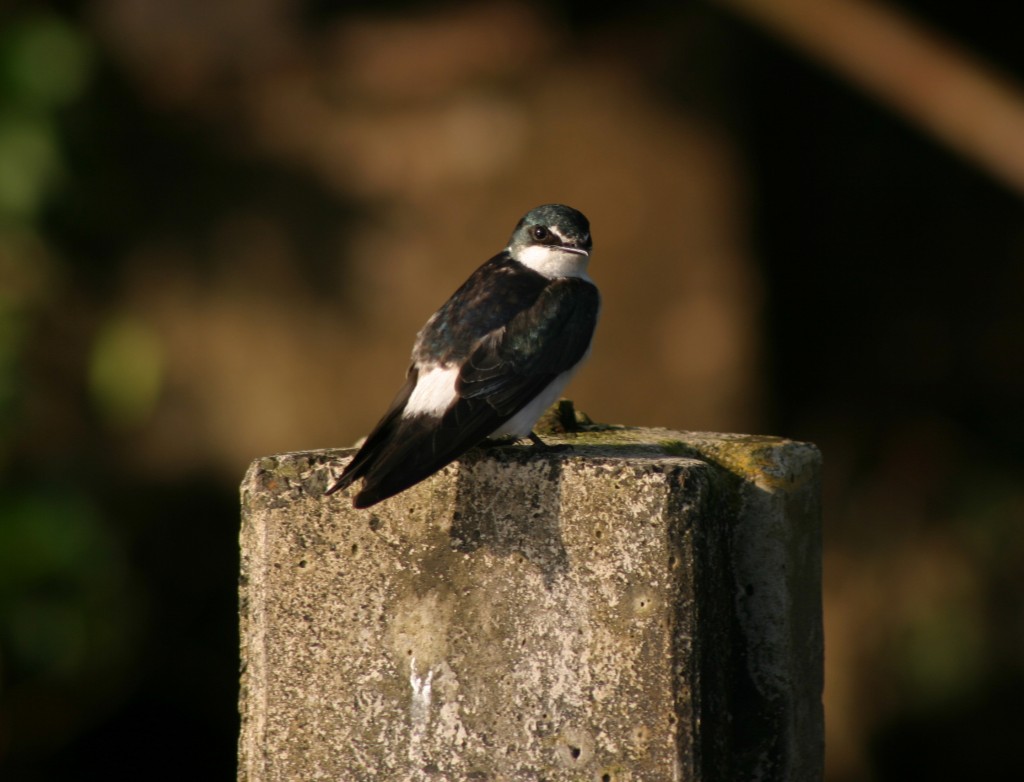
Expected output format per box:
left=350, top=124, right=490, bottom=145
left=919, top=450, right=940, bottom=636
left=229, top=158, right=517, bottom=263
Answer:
left=457, top=276, right=600, bottom=413
left=413, top=253, right=551, bottom=365
left=326, top=253, right=543, bottom=505
left=330, top=277, right=599, bottom=508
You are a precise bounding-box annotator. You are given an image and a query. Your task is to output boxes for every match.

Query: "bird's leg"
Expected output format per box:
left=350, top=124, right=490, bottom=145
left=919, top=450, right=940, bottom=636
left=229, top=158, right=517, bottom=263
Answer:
left=527, top=431, right=572, bottom=453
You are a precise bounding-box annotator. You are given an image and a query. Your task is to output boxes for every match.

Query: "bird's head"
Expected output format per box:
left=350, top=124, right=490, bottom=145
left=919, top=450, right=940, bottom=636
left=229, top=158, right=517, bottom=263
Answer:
left=508, top=204, right=592, bottom=280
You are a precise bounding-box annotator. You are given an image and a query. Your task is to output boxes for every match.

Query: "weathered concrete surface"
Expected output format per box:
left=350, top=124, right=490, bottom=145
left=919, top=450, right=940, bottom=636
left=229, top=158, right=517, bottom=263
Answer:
left=239, top=426, right=822, bottom=781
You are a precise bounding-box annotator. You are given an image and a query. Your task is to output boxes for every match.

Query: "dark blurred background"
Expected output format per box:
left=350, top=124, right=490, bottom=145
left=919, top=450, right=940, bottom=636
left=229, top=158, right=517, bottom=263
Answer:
left=2, top=1, right=1022, bottom=779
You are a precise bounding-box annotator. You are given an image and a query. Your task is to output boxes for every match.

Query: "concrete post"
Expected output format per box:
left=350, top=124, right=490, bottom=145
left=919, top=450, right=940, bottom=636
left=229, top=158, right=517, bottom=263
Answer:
left=238, top=425, right=823, bottom=781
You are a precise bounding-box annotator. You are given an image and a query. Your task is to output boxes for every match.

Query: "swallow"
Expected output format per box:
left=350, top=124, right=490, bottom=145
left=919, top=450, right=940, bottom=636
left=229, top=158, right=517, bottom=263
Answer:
left=326, top=203, right=599, bottom=508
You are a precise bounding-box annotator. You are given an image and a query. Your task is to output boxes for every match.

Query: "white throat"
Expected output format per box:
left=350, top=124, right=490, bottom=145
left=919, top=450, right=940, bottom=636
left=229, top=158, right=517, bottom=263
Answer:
left=514, top=245, right=592, bottom=281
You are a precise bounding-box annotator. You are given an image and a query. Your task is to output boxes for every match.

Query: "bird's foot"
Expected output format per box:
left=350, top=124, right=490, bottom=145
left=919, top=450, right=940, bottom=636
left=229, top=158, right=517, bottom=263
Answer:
left=479, top=432, right=572, bottom=452
left=527, top=431, right=572, bottom=453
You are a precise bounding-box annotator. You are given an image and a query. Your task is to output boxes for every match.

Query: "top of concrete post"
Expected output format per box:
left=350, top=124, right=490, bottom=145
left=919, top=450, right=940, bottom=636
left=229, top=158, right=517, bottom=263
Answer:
left=239, top=414, right=823, bottom=781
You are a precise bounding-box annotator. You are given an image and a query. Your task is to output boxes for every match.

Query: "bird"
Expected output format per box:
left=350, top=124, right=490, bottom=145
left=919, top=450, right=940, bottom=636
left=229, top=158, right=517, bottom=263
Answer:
left=325, top=203, right=600, bottom=508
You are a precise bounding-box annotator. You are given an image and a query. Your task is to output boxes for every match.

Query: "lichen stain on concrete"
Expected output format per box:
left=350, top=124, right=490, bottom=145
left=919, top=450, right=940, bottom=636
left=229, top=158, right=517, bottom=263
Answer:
left=388, top=589, right=454, bottom=674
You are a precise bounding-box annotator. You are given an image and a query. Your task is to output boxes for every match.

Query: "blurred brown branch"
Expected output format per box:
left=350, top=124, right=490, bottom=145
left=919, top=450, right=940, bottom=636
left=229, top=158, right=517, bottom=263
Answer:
left=717, top=0, right=1024, bottom=194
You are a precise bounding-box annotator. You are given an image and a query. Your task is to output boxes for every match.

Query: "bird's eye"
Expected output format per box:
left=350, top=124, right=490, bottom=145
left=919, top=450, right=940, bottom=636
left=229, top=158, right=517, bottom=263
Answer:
left=531, top=226, right=551, bottom=242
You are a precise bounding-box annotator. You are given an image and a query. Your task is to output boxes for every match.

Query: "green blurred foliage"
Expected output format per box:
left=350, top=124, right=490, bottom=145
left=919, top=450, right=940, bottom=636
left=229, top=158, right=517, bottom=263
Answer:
left=88, top=316, right=164, bottom=430
left=0, top=491, right=137, bottom=689
left=0, top=12, right=91, bottom=446
left=1, top=13, right=93, bottom=107
left=0, top=116, right=61, bottom=220
left=0, top=6, right=240, bottom=777
left=0, top=13, right=92, bottom=219
left=0, top=8, right=146, bottom=772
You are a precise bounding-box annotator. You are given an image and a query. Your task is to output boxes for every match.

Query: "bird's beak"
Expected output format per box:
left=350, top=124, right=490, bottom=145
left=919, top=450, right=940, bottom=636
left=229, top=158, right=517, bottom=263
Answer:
left=559, top=245, right=590, bottom=257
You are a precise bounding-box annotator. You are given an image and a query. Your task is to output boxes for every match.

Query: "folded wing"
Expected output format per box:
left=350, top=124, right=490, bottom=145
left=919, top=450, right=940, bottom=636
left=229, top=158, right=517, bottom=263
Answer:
left=326, top=278, right=599, bottom=507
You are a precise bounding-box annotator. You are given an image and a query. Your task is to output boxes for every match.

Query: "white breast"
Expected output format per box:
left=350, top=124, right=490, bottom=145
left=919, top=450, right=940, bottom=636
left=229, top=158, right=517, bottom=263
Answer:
left=489, top=357, right=588, bottom=440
